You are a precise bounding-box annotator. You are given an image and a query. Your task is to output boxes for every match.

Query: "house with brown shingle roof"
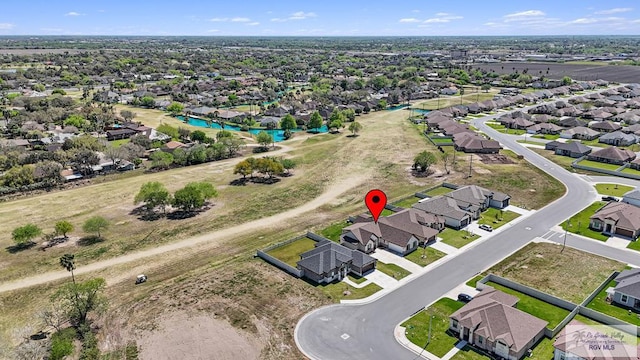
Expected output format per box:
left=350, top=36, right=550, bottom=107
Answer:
left=590, top=201, right=640, bottom=239
left=340, top=208, right=443, bottom=255
left=587, top=146, right=636, bottom=165
left=560, top=126, right=600, bottom=140
left=590, top=120, right=622, bottom=133
left=453, top=133, right=502, bottom=154
left=554, top=320, right=640, bottom=360
left=449, top=287, right=548, bottom=360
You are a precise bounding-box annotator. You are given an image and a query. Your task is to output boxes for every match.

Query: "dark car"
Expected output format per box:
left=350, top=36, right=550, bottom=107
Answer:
left=479, top=224, right=493, bottom=232
left=602, top=196, right=618, bottom=202
left=458, top=293, right=473, bottom=303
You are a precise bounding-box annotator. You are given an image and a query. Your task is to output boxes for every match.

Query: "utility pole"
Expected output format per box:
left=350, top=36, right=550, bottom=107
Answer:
left=468, top=154, right=473, bottom=178
left=561, top=220, right=569, bottom=253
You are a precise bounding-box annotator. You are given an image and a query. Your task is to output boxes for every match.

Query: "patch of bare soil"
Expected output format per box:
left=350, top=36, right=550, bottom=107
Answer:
left=136, top=312, right=262, bottom=360
left=477, top=154, right=515, bottom=164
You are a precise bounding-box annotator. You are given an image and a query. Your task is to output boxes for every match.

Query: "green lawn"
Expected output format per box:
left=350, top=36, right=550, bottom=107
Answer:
left=627, top=240, right=640, bottom=251
left=561, top=201, right=609, bottom=241
left=393, top=196, right=421, bottom=208
left=424, top=186, right=455, bottom=197
left=498, top=128, right=526, bottom=135
left=529, top=337, right=556, bottom=360
left=594, top=183, right=634, bottom=197
left=517, top=140, right=548, bottom=146
left=266, top=237, right=316, bottom=267
left=621, top=167, right=640, bottom=175
left=532, top=134, right=561, bottom=140
left=381, top=209, right=395, bottom=216
left=585, top=279, right=640, bottom=326
left=580, top=139, right=609, bottom=148
left=573, top=314, right=607, bottom=327
left=477, top=209, right=520, bottom=229
left=347, top=274, right=367, bottom=284
left=450, top=346, right=488, bottom=360
left=465, top=275, right=485, bottom=289
left=109, top=138, right=131, bottom=147
left=578, top=159, right=624, bottom=171
left=376, top=261, right=411, bottom=280
left=440, top=228, right=481, bottom=249
left=486, top=123, right=505, bottom=130
left=485, top=282, right=571, bottom=329
left=319, top=221, right=350, bottom=242
left=404, top=247, right=446, bottom=267
left=316, top=281, right=382, bottom=303
left=401, top=298, right=465, bottom=357
left=431, top=138, right=454, bottom=145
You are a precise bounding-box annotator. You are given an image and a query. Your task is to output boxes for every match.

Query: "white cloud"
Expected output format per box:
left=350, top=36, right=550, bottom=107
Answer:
left=570, top=18, right=599, bottom=24
left=65, top=11, right=83, bottom=16
left=423, top=18, right=450, bottom=23
left=207, top=29, right=220, bottom=33
left=231, top=17, right=251, bottom=22
left=504, top=10, right=545, bottom=21
left=271, top=18, right=287, bottom=22
left=421, top=13, right=463, bottom=23
left=289, top=11, right=316, bottom=20
left=209, top=17, right=228, bottom=22
left=595, top=7, right=633, bottom=15
left=247, top=22, right=260, bottom=26
left=399, top=18, right=420, bottom=23
left=435, top=12, right=450, bottom=16
left=0, top=23, right=14, bottom=30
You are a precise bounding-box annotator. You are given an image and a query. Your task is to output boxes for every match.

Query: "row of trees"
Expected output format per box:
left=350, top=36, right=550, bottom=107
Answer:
left=134, top=181, right=218, bottom=214
left=11, top=217, right=110, bottom=248
left=233, top=156, right=296, bottom=180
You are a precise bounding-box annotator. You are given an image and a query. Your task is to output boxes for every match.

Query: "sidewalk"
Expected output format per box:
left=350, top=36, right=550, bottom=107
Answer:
left=430, top=241, right=459, bottom=255
left=371, top=249, right=424, bottom=273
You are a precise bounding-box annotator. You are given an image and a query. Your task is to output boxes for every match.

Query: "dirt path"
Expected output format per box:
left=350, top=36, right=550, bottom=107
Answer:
left=0, top=174, right=366, bottom=293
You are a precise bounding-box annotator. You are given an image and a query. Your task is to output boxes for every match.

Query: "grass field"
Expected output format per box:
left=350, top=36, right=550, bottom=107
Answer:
left=318, top=221, right=350, bottom=242
left=585, top=279, right=640, bottom=326
left=627, top=240, right=640, bottom=251
left=347, top=274, right=367, bottom=284
left=477, top=209, right=520, bottom=229
left=578, top=159, right=623, bottom=171
left=594, top=183, right=634, bottom=197
left=405, top=247, right=447, bottom=267
left=440, top=228, right=481, bottom=248
left=414, top=90, right=498, bottom=110
left=423, top=186, right=454, bottom=197
left=484, top=242, right=624, bottom=303
left=393, top=196, right=421, bottom=208
left=316, top=281, right=382, bottom=302
left=532, top=134, right=561, bottom=140
left=401, top=298, right=465, bottom=357
left=376, top=262, right=411, bottom=280
left=266, top=237, right=316, bottom=267
left=561, top=201, right=609, bottom=241
left=485, top=282, right=570, bottom=329
left=450, top=345, right=488, bottom=360
left=531, top=148, right=602, bottom=175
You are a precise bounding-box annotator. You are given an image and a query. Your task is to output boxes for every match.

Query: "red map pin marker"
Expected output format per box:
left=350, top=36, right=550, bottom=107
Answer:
left=365, top=189, right=387, bottom=223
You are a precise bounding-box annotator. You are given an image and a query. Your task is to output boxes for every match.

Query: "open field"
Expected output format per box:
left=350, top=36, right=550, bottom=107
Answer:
left=578, top=159, right=623, bottom=171
left=561, top=201, right=609, bottom=241
left=401, top=298, right=464, bottom=357
left=413, top=89, right=498, bottom=110
left=483, top=242, right=624, bottom=303
left=477, top=209, right=520, bottom=229
left=594, top=183, right=634, bottom=197
left=473, top=62, right=640, bottom=82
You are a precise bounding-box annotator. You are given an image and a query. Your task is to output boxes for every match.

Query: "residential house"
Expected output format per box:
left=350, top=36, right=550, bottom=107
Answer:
left=413, top=196, right=474, bottom=229
left=590, top=120, right=622, bottom=133
left=622, top=189, right=640, bottom=207
left=106, top=128, right=137, bottom=141
left=440, top=87, right=458, bottom=95
left=559, top=126, right=600, bottom=140
left=587, top=146, right=636, bottom=165
left=598, top=131, right=638, bottom=146
left=296, top=240, right=377, bottom=284
left=545, top=141, right=592, bottom=158
left=161, top=141, right=186, bottom=153
left=611, top=269, right=640, bottom=311
left=526, top=123, right=563, bottom=135
left=590, top=201, right=640, bottom=239
left=340, top=208, right=443, bottom=255
left=558, top=117, right=588, bottom=128
left=453, top=133, right=502, bottom=154
left=449, top=287, right=548, bottom=360
left=553, top=320, right=640, bottom=360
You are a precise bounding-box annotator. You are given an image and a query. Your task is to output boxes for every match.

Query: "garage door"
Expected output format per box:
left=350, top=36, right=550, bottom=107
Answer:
left=616, top=228, right=634, bottom=238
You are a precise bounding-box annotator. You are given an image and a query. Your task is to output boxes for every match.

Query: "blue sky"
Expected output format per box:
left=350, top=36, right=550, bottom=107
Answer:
left=1, top=1, right=639, bottom=36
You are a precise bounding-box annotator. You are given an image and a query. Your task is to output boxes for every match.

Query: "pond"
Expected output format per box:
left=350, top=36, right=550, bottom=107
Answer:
left=176, top=116, right=328, bottom=142
left=410, top=108, right=431, bottom=114
left=387, top=104, right=410, bottom=111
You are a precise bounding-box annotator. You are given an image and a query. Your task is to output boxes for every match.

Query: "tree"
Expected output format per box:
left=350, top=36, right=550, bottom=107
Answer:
left=34, top=161, right=64, bottom=187
left=190, top=130, right=207, bottom=143
left=82, top=216, right=109, bottom=239
left=256, top=130, right=273, bottom=150
left=104, top=146, right=126, bottom=168
left=413, top=151, right=437, bottom=173
left=562, top=76, right=573, bottom=85
left=12, top=224, right=42, bottom=246
left=280, top=114, right=297, bottom=131
left=51, top=278, right=107, bottom=326
left=134, top=181, right=171, bottom=213
left=309, top=111, right=323, bottom=132
left=328, top=109, right=345, bottom=132
left=119, top=110, right=136, bottom=121
left=481, top=84, right=491, bottom=93
left=55, top=221, right=74, bottom=238
left=140, top=96, right=155, bottom=108
left=71, top=148, right=99, bottom=176
left=2, top=165, right=34, bottom=188
left=234, top=159, right=253, bottom=179
left=63, top=114, right=87, bottom=129
left=166, top=102, right=184, bottom=116
left=255, top=157, right=284, bottom=179
left=172, top=182, right=218, bottom=212
left=157, top=124, right=180, bottom=140
left=348, top=121, right=363, bottom=136
left=441, top=152, right=450, bottom=174
left=280, top=158, right=296, bottom=174
left=376, top=99, right=387, bottom=111
left=59, top=254, right=76, bottom=284
left=150, top=151, right=174, bottom=169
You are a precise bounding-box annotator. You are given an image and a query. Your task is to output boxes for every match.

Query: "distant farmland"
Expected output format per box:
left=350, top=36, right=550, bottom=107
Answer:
left=473, top=62, right=640, bottom=83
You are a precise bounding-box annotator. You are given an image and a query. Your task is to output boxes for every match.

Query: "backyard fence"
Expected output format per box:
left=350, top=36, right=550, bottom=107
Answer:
left=571, top=157, right=640, bottom=180
left=415, top=182, right=459, bottom=199
left=256, top=234, right=307, bottom=278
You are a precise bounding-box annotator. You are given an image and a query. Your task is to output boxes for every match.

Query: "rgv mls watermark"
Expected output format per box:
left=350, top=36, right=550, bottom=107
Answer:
left=556, top=323, right=639, bottom=359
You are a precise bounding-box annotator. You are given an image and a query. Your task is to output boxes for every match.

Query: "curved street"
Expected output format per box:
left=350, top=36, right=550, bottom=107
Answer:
left=295, top=94, right=640, bottom=360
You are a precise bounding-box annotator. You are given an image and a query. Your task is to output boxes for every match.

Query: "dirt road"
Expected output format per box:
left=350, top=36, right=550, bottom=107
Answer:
left=0, top=174, right=366, bottom=293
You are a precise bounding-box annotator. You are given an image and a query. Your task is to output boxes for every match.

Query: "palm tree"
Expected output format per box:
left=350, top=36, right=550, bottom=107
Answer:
left=59, top=253, right=76, bottom=285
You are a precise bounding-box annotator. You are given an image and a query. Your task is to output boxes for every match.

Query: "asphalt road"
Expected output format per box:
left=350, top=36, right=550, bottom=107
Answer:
left=295, top=92, right=640, bottom=360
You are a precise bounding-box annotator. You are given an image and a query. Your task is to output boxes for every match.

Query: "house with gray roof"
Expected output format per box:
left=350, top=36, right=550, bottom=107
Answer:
left=296, top=240, right=377, bottom=284
left=598, top=131, right=638, bottom=147
left=590, top=201, right=640, bottom=239
left=612, top=269, right=640, bottom=311
left=449, top=287, right=548, bottom=360
left=587, top=146, right=636, bottom=165
left=622, top=188, right=640, bottom=207
left=560, top=126, right=600, bottom=140
left=545, top=141, right=592, bottom=158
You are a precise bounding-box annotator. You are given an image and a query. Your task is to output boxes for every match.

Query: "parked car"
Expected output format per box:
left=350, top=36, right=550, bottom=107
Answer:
left=602, top=196, right=618, bottom=202
left=135, top=274, right=147, bottom=284
left=479, top=224, right=493, bottom=232
left=458, top=293, right=473, bottom=303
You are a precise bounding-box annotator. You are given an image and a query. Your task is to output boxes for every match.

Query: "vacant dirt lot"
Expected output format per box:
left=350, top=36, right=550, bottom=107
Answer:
left=473, top=62, right=640, bottom=83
